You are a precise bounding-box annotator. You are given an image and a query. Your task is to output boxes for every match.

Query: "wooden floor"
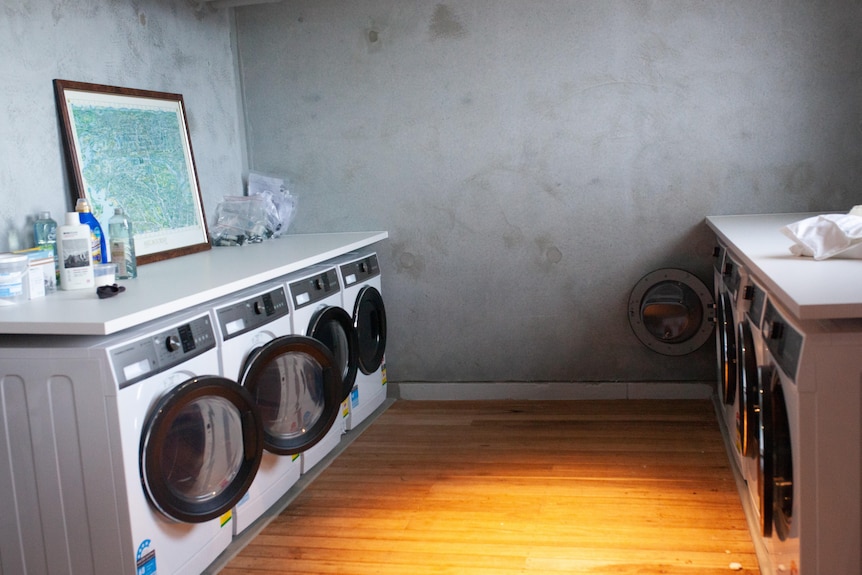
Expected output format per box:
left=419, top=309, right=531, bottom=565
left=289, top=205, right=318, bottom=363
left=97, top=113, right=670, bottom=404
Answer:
left=218, top=399, right=759, bottom=574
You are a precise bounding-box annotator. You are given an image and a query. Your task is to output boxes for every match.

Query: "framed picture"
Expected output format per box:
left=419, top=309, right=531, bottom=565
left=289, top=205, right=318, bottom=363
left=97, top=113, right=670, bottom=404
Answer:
left=54, top=79, right=210, bottom=265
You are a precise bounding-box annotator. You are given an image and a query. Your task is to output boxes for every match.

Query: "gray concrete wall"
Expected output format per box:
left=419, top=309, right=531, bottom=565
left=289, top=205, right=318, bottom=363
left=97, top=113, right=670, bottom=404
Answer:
left=3, top=1, right=861, bottom=392
left=0, top=0, right=243, bottom=249
left=235, top=1, right=862, bottom=388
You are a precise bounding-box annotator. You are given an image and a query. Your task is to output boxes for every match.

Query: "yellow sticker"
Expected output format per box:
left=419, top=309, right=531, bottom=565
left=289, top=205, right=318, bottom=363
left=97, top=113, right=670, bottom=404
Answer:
left=381, top=363, right=387, bottom=385
left=219, top=510, right=232, bottom=528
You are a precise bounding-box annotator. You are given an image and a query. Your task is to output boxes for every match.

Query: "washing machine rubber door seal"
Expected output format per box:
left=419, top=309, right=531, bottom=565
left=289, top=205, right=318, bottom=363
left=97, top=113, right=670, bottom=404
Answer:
left=140, top=375, right=263, bottom=523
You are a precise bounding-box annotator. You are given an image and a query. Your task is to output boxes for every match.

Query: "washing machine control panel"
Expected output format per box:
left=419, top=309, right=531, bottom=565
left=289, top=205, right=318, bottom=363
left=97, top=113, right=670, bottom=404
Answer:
left=763, top=301, right=803, bottom=381
left=713, top=244, right=726, bottom=274
left=289, top=268, right=340, bottom=309
left=215, top=286, right=290, bottom=341
left=340, top=254, right=380, bottom=287
left=724, top=255, right=740, bottom=293
left=747, top=282, right=767, bottom=328
left=109, top=314, right=216, bottom=388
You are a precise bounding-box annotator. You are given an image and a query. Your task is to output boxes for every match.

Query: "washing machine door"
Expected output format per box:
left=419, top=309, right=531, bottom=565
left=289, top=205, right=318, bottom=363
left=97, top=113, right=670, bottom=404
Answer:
left=140, top=376, right=263, bottom=524
left=715, top=291, right=736, bottom=406
left=736, top=320, right=759, bottom=457
left=307, top=306, right=359, bottom=402
left=240, top=335, right=342, bottom=456
left=771, top=379, right=794, bottom=541
left=757, top=365, right=775, bottom=538
left=353, top=286, right=387, bottom=375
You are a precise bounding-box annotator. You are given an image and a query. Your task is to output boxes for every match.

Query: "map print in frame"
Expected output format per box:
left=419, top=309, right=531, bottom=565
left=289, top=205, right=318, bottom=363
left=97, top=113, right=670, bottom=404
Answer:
left=54, top=80, right=210, bottom=265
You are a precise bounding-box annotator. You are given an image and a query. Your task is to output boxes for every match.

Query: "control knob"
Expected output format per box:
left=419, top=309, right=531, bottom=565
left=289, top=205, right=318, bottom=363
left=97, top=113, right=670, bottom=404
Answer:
left=166, top=334, right=182, bottom=352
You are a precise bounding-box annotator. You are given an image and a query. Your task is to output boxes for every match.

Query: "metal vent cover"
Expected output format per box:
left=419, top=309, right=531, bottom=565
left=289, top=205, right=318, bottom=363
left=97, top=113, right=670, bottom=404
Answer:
left=628, top=268, right=715, bottom=356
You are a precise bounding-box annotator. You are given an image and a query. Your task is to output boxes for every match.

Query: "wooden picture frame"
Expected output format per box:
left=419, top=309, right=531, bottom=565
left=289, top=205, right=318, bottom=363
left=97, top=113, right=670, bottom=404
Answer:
left=54, top=79, right=210, bottom=265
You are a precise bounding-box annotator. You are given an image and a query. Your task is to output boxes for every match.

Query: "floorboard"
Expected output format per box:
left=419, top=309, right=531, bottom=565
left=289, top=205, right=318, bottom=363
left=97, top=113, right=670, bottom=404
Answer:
left=214, top=399, right=759, bottom=574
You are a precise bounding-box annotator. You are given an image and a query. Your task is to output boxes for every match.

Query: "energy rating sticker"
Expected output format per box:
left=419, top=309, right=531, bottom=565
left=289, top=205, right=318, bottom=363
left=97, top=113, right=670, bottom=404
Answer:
left=136, top=539, right=156, bottom=575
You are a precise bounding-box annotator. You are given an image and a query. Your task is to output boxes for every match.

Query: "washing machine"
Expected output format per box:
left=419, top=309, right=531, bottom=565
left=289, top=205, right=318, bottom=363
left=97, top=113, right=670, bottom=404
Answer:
left=213, top=283, right=310, bottom=536
left=713, top=243, right=737, bottom=412
left=713, top=244, right=738, bottom=452
left=0, top=310, right=263, bottom=575
left=334, top=252, right=388, bottom=431
left=285, top=265, right=359, bottom=473
left=714, top=246, right=757, bottom=471
left=736, top=276, right=768, bottom=516
left=746, top=293, right=862, bottom=575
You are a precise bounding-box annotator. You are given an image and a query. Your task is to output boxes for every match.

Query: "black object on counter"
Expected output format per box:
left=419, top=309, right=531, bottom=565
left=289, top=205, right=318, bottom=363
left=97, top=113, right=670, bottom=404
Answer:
left=96, top=284, right=126, bottom=299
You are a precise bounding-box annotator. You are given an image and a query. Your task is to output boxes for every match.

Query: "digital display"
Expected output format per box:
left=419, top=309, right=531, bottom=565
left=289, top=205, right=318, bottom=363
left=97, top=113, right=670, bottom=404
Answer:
left=344, top=274, right=357, bottom=285
left=296, top=292, right=310, bottom=305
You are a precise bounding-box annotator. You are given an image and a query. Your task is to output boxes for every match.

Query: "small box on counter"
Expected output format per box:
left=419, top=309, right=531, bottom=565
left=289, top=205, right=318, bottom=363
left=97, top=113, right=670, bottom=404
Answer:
left=14, top=246, right=56, bottom=299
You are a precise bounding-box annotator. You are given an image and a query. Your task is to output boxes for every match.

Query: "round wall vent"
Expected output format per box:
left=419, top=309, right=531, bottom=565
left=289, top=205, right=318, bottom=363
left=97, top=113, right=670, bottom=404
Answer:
left=628, top=268, right=715, bottom=356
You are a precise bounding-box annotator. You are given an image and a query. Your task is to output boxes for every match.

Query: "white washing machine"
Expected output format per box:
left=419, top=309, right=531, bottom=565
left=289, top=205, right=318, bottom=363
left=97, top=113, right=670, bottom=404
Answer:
left=713, top=245, right=738, bottom=448
left=722, top=248, right=757, bottom=469
left=334, top=252, right=388, bottom=431
left=213, top=282, right=305, bottom=536
left=713, top=244, right=735, bottom=404
left=736, top=276, right=769, bottom=517
left=285, top=265, right=359, bottom=474
left=745, top=293, right=862, bottom=575
left=0, top=311, right=263, bottom=575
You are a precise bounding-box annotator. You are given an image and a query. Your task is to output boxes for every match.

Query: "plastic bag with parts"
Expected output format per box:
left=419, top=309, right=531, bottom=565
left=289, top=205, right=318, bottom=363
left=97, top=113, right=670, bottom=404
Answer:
left=247, top=172, right=297, bottom=239
left=210, top=195, right=270, bottom=246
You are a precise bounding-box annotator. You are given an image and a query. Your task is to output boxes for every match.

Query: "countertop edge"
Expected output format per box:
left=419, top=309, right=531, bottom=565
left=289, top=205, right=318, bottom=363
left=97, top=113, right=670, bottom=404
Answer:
left=0, top=231, right=388, bottom=336
left=706, top=213, right=862, bottom=320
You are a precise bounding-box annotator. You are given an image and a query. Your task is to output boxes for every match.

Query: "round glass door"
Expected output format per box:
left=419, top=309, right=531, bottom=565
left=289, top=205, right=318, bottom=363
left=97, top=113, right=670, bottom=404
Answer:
left=353, top=286, right=387, bottom=375
left=241, top=335, right=342, bottom=455
left=736, top=320, right=759, bottom=457
left=771, top=382, right=794, bottom=541
left=140, top=376, right=263, bottom=523
left=716, top=291, right=736, bottom=406
left=757, top=366, right=775, bottom=537
left=308, top=306, right=359, bottom=402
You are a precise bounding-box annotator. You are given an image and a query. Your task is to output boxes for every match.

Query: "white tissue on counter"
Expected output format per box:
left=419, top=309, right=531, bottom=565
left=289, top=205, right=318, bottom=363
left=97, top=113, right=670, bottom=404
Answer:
left=780, top=207, right=862, bottom=260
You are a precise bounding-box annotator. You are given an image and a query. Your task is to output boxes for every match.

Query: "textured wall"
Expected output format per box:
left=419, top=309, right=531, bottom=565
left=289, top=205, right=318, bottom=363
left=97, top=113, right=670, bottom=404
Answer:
left=236, top=0, right=862, bottom=387
left=0, top=0, right=243, bottom=250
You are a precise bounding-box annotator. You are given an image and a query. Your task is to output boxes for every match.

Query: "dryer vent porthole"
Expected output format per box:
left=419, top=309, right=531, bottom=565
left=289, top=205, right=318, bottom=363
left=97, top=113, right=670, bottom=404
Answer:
left=628, top=268, right=715, bottom=356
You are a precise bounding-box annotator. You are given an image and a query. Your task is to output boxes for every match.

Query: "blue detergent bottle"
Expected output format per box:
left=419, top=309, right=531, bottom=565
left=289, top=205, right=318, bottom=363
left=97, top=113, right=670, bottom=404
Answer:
left=75, top=198, right=106, bottom=264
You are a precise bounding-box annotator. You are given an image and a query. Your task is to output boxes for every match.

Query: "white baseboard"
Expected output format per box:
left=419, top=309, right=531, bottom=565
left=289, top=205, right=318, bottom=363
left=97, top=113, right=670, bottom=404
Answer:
left=389, top=381, right=714, bottom=401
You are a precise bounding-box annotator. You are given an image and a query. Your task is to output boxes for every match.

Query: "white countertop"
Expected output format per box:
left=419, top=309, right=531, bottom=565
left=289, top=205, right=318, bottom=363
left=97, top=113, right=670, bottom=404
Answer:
left=0, top=231, right=388, bottom=335
left=706, top=213, right=862, bottom=320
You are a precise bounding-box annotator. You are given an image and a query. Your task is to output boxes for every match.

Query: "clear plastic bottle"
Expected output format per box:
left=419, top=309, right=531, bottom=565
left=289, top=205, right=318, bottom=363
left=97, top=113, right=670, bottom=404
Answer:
left=108, top=207, right=137, bottom=279
left=6, top=220, right=20, bottom=252
left=34, top=211, right=59, bottom=287
left=75, top=198, right=106, bottom=264
left=34, top=211, right=58, bottom=247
